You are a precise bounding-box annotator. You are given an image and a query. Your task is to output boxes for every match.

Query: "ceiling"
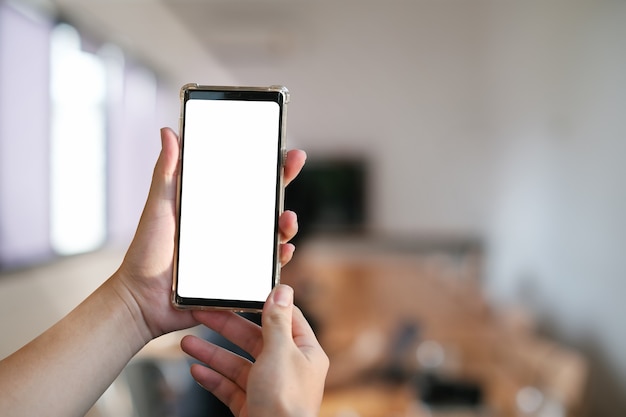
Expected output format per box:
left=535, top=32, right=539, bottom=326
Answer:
left=45, top=0, right=333, bottom=87
left=162, top=0, right=315, bottom=67
left=42, top=0, right=391, bottom=147
left=34, top=0, right=488, bottom=164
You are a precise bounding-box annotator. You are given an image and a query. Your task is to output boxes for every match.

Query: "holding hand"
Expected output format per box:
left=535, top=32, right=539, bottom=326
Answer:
left=0, top=126, right=320, bottom=417
left=111, top=127, right=307, bottom=340
left=181, top=285, right=329, bottom=417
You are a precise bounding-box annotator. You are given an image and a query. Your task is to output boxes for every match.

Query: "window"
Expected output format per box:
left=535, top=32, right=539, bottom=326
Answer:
left=49, top=24, right=107, bottom=255
left=1, top=4, right=165, bottom=269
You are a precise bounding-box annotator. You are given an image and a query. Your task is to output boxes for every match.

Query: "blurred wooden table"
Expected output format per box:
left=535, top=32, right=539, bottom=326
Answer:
left=320, top=382, right=424, bottom=417
left=320, top=382, right=487, bottom=417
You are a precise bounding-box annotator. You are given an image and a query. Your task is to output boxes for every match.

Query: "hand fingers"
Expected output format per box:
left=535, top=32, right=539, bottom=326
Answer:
left=279, top=243, right=295, bottom=266
left=149, top=128, right=180, bottom=202
left=181, top=335, right=252, bottom=390
left=279, top=210, right=298, bottom=243
left=278, top=209, right=298, bottom=266
left=191, top=310, right=264, bottom=358
left=261, top=285, right=295, bottom=352
left=188, top=362, right=247, bottom=416
left=158, top=127, right=180, bottom=177
left=292, top=306, right=329, bottom=366
left=284, top=149, right=306, bottom=187
left=136, top=127, right=180, bottom=228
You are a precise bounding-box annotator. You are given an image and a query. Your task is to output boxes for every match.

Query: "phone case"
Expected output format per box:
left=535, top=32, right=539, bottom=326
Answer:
left=172, top=84, right=289, bottom=312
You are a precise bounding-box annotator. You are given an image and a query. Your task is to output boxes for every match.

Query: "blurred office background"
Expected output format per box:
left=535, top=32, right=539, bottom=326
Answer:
left=1, top=0, right=625, bottom=416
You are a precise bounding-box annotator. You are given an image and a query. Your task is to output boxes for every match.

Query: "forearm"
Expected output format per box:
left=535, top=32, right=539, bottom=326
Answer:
left=0, top=272, right=150, bottom=417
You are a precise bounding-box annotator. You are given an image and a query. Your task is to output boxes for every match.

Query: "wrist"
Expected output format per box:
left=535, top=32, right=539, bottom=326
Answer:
left=104, top=270, right=154, bottom=349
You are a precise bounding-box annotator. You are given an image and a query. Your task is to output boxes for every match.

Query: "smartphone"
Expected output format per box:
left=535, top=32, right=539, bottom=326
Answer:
left=172, top=84, right=289, bottom=311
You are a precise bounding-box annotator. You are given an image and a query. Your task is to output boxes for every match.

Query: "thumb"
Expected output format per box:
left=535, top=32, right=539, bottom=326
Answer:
left=126, top=127, right=179, bottom=264
left=152, top=127, right=179, bottom=194
left=140, top=127, right=179, bottom=217
left=261, top=285, right=295, bottom=351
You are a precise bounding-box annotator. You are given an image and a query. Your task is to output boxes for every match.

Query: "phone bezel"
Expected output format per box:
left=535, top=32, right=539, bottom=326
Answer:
left=172, top=84, right=288, bottom=312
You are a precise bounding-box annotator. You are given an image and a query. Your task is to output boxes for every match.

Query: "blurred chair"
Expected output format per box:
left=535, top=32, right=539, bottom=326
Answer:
left=123, top=359, right=176, bottom=417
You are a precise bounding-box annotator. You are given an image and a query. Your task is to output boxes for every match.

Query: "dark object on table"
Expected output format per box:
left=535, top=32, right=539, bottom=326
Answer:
left=416, top=373, right=483, bottom=407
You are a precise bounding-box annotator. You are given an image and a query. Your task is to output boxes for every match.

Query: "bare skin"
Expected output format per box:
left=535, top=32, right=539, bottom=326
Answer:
left=0, top=128, right=327, bottom=417
left=182, top=284, right=329, bottom=417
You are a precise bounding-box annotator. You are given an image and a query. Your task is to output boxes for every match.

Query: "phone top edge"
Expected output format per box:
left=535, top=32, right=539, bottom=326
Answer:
left=180, top=84, right=289, bottom=103
left=179, top=83, right=199, bottom=99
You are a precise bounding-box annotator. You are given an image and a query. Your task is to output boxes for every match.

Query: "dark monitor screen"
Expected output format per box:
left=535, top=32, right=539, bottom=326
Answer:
left=284, top=157, right=368, bottom=243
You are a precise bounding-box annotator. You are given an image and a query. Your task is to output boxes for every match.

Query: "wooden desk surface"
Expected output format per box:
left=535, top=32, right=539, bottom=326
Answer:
left=320, top=382, right=423, bottom=417
left=320, top=382, right=487, bottom=417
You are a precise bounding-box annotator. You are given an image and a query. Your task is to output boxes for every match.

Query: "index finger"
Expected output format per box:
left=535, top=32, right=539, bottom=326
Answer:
left=191, top=310, right=264, bottom=358
left=292, top=306, right=327, bottom=361
left=284, top=149, right=306, bottom=187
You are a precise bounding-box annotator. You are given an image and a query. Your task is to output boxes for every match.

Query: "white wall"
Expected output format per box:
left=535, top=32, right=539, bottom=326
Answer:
left=0, top=249, right=123, bottom=359
left=220, top=0, right=497, bottom=236
left=227, top=1, right=626, bottom=413
left=483, top=1, right=626, bottom=415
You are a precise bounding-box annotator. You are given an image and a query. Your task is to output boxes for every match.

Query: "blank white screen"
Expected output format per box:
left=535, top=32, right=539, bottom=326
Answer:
left=177, top=98, right=280, bottom=302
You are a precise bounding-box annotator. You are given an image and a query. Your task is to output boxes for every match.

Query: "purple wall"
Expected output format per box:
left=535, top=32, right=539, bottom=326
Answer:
left=0, top=3, right=53, bottom=268
left=0, top=3, right=173, bottom=269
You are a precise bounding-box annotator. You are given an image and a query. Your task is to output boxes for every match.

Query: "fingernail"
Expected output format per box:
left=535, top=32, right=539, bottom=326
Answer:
left=160, top=127, right=167, bottom=146
left=273, top=285, right=293, bottom=307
